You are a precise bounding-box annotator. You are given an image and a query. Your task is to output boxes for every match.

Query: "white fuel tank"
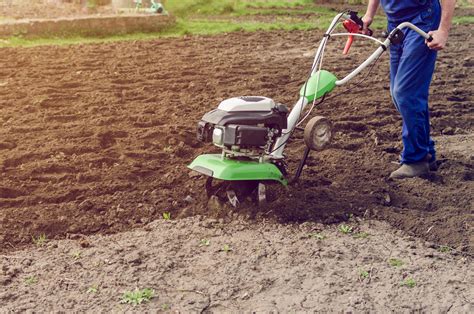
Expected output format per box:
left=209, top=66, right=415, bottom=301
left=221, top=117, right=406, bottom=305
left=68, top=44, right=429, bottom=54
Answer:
left=218, top=96, right=275, bottom=112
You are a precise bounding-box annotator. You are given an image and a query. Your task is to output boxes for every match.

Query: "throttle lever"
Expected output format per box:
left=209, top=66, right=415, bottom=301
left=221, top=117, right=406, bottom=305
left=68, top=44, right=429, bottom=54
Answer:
left=343, top=11, right=373, bottom=55
left=343, top=20, right=359, bottom=55
left=348, top=11, right=373, bottom=36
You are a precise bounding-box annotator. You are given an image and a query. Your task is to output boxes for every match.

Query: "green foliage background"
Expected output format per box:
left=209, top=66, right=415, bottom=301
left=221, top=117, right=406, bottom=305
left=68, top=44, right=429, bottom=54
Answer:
left=1, top=0, right=472, bottom=47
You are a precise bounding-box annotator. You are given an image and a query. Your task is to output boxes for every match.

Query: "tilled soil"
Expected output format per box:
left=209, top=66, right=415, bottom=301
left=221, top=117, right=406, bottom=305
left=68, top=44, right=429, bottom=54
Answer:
left=1, top=217, right=472, bottom=312
left=0, top=26, right=472, bottom=257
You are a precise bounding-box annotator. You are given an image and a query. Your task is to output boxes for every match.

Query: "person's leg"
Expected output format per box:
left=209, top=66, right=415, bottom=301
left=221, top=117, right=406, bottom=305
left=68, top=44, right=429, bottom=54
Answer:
left=391, top=3, right=440, bottom=165
left=427, top=1, right=441, bottom=164
left=389, top=45, right=403, bottom=113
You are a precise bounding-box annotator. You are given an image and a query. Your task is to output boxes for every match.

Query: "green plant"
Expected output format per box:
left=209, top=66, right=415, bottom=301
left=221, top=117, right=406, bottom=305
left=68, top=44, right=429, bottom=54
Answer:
left=72, top=251, right=82, bottom=259
left=162, top=212, right=171, bottom=220
left=438, top=245, right=452, bottom=253
left=353, top=232, right=370, bottom=239
left=401, top=278, right=416, bottom=288
left=359, top=270, right=369, bottom=279
left=308, top=233, right=326, bottom=240
left=87, top=0, right=97, bottom=9
left=32, top=234, right=48, bottom=247
left=199, top=239, right=210, bottom=246
left=162, top=303, right=170, bottom=310
left=389, top=258, right=404, bottom=267
left=25, top=276, right=38, bottom=285
left=222, top=244, right=232, bottom=252
left=120, top=288, right=155, bottom=306
left=338, top=224, right=353, bottom=234
left=87, top=285, right=98, bottom=294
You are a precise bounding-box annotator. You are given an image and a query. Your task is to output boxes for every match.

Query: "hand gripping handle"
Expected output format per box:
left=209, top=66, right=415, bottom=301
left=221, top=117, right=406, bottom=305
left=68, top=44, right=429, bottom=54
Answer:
left=342, top=11, right=373, bottom=55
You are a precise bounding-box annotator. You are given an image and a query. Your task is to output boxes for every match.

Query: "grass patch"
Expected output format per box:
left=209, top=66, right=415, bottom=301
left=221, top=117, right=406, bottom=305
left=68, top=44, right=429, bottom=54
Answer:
left=32, top=234, right=48, bottom=247
left=87, top=285, right=99, bottom=294
left=0, top=18, right=321, bottom=48
left=120, top=288, right=154, bottom=306
left=0, top=0, right=471, bottom=48
left=71, top=251, right=82, bottom=260
left=453, top=15, right=474, bottom=25
left=199, top=239, right=210, bottom=246
left=458, top=0, right=474, bottom=8
left=171, top=18, right=325, bottom=35
left=388, top=258, right=404, bottom=267
left=25, top=276, right=38, bottom=285
left=359, top=269, right=369, bottom=279
left=222, top=244, right=233, bottom=252
left=400, top=278, right=416, bottom=288
left=166, top=0, right=238, bottom=16
left=338, top=224, right=353, bottom=235
left=353, top=232, right=370, bottom=239
left=0, top=16, right=13, bottom=22
left=308, top=232, right=326, bottom=240
left=232, top=6, right=334, bottom=17
left=166, top=0, right=317, bottom=17
left=241, top=0, right=315, bottom=10
left=438, top=245, right=452, bottom=253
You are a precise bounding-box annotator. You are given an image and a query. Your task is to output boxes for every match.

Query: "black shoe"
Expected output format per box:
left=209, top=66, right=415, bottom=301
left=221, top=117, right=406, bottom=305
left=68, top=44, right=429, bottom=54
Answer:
left=429, top=160, right=438, bottom=172
left=425, top=154, right=438, bottom=172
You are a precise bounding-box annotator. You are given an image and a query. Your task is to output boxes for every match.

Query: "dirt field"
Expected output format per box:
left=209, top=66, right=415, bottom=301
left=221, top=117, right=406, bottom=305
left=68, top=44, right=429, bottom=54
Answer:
left=1, top=217, right=473, bottom=312
left=0, top=25, right=472, bottom=310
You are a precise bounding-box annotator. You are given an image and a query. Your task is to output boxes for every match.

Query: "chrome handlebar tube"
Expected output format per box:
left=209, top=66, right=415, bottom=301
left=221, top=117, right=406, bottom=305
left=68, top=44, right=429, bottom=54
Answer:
left=335, top=22, right=432, bottom=86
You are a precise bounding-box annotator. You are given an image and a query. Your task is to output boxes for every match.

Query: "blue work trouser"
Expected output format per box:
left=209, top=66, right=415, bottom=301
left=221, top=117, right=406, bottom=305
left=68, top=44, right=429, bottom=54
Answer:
left=388, top=0, right=441, bottom=164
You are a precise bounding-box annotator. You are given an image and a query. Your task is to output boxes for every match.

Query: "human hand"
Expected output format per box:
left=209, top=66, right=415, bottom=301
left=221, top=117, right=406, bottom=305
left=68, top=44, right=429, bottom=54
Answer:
left=361, top=15, right=373, bottom=35
left=426, top=29, right=449, bottom=50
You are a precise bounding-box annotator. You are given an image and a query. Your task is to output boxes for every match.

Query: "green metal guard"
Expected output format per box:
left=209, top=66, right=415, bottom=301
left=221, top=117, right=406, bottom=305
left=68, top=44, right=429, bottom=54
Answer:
left=188, top=154, right=288, bottom=185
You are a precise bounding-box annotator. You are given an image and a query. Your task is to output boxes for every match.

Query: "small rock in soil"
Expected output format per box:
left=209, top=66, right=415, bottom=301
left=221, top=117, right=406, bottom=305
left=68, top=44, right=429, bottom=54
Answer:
left=442, top=127, right=455, bottom=135
left=125, top=252, right=142, bottom=265
left=78, top=200, right=93, bottom=211
left=184, top=195, right=195, bottom=203
left=79, top=238, right=91, bottom=248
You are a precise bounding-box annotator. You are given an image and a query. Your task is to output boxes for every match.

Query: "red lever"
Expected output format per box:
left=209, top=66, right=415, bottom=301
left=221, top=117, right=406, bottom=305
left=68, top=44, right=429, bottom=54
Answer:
left=343, top=19, right=360, bottom=55
left=343, top=35, right=354, bottom=55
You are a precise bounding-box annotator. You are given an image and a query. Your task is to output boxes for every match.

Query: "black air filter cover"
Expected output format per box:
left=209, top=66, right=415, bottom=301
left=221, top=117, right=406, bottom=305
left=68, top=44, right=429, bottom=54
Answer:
left=223, top=125, right=268, bottom=147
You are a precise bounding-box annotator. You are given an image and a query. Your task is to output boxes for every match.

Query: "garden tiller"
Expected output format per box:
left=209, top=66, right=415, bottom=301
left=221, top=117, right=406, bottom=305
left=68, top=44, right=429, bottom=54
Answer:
left=188, top=10, right=434, bottom=206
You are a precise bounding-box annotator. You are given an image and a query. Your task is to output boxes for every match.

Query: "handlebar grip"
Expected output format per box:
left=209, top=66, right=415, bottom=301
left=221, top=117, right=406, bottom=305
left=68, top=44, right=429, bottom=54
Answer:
left=347, top=11, right=373, bottom=37
left=348, top=11, right=364, bottom=28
